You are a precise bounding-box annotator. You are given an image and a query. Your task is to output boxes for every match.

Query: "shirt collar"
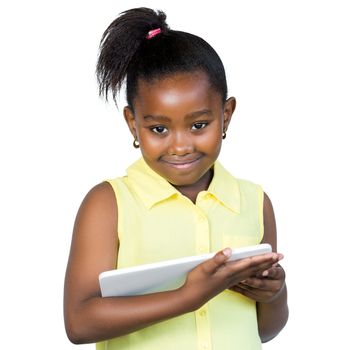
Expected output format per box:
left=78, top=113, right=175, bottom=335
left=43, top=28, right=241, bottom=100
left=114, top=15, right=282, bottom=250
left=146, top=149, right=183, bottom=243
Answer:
left=126, top=158, right=179, bottom=209
left=126, top=158, right=240, bottom=213
left=206, top=161, right=241, bottom=213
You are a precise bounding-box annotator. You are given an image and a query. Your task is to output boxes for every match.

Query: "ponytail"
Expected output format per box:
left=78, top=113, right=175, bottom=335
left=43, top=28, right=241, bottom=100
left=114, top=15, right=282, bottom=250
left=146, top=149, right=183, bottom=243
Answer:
left=96, top=7, right=227, bottom=107
left=96, top=8, right=168, bottom=103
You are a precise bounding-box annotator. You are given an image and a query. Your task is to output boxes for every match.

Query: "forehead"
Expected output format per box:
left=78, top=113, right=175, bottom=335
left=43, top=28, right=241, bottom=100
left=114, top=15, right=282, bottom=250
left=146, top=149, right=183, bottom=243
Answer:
left=133, top=71, right=222, bottom=114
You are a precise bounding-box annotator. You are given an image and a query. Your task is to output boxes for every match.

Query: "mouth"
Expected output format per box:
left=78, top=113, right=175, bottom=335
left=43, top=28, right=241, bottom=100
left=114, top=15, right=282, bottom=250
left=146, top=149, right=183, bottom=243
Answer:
left=160, top=156, right=202, bottom=170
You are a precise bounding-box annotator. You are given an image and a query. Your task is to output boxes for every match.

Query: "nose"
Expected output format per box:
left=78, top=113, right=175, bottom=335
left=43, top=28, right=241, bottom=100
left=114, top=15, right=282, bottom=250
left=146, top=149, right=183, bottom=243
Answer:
left=167, top=131, right=194, bottom=156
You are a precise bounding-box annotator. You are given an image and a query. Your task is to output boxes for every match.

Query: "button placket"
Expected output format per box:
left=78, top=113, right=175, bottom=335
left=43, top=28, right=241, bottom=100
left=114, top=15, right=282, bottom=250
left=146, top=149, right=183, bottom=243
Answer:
left=195, top=210, right=210, bottom=255
left=195, top=304, right=212, bottom=350
left=194, top=204, right=212, bottom=350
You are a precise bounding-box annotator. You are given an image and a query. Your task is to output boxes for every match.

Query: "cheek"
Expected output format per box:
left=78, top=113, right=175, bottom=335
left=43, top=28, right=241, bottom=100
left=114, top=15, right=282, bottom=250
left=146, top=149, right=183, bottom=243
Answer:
left=198, top=129, right=223, bottom=152
left=138, top=131, right=164, bottom=153
left=209, top=137, right=223, bottom=156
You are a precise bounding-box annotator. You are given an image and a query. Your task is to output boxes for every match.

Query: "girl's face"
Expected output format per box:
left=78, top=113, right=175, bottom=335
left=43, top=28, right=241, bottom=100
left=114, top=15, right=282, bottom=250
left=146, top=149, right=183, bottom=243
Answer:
left=124, top=71, right=235, bottom=191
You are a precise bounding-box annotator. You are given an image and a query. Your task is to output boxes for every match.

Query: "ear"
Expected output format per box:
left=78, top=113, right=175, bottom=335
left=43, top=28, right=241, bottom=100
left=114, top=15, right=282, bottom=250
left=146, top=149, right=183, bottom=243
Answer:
left=123, top=106, right=137, bottom=139
left=223, top=97, right=236, bottom=132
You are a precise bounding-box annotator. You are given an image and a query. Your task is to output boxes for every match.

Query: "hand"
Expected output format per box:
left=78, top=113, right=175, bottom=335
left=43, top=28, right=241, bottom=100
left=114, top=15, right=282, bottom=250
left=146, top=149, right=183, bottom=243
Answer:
left=230, top=262, right=286, bottom=303
left=180, top=248, right=281, bottom=310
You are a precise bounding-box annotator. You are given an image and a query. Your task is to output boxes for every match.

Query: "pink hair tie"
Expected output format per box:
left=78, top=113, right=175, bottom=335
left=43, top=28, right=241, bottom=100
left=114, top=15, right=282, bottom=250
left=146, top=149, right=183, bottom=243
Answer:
left=146, top=28, right=162, bottom=39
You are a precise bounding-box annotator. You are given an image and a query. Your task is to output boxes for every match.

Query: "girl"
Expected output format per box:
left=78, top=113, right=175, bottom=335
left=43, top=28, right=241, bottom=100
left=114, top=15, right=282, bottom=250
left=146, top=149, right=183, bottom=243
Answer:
left=64, top=7, right=288, bottom=349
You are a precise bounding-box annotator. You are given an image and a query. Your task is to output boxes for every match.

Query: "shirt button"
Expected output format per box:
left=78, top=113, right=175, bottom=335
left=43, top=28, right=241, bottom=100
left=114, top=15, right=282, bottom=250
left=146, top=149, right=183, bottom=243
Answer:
left=199, top=309, right=206, bottom=316
left=202, top=343, right=209, bottom=349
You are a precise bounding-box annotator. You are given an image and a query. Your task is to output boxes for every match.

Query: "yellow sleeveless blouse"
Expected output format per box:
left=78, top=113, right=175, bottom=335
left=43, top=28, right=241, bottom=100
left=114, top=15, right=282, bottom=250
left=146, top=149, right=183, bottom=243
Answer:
left=97, top=158, right=264, bottom=350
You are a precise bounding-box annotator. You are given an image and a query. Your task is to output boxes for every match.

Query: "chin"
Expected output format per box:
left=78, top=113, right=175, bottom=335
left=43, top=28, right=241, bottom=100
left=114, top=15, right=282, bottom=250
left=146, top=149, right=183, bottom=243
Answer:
left=166, top=170, right=210, bottom=188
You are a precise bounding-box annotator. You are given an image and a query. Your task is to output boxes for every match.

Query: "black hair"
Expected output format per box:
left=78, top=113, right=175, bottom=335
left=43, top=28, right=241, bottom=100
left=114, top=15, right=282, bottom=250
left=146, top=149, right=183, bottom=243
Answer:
left=96, top=7, right=228, bottom=108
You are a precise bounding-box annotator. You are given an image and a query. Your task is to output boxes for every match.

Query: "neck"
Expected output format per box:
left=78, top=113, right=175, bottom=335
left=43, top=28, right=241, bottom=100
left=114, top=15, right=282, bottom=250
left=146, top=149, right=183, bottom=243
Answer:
left=173, top=168, right=214, bottom=203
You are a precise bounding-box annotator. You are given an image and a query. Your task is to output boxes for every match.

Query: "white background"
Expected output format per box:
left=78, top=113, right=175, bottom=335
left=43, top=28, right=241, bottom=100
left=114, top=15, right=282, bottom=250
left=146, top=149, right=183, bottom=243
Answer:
left=1, top=0, right=349, bottom=348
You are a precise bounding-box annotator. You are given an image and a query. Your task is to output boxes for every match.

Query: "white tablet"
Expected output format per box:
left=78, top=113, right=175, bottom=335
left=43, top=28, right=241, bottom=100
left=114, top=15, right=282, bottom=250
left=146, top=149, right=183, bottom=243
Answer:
left=99, top=243, right=272, bottom=297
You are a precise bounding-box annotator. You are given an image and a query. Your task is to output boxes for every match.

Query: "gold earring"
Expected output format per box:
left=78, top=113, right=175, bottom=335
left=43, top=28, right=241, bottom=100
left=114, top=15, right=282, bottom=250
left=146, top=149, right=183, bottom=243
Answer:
left=133, top=139, right=140, bottom=148
left=222, top=131, right=227, bottom=140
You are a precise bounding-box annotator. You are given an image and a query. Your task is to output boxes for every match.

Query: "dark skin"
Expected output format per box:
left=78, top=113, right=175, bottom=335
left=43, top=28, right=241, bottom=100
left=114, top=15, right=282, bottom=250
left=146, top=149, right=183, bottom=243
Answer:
left=64, top=71, right=288, bottom=344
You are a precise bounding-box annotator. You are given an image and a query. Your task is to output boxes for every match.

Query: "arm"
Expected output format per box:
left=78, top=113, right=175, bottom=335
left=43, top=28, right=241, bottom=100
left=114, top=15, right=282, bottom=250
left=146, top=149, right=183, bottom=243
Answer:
left=257, top=192, right=289, bottom=342
left=230, top=192, right=289, bottom=342
left=64, top=182, right=191, bottom=343
left=64, top=183, right=282, bottom=344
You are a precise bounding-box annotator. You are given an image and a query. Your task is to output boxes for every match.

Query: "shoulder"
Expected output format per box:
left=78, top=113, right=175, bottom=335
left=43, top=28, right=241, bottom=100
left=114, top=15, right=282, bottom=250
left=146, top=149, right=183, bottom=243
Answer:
left=74, top=181, right=118, bottom=238
left=79, top=181, right=117, bottom=213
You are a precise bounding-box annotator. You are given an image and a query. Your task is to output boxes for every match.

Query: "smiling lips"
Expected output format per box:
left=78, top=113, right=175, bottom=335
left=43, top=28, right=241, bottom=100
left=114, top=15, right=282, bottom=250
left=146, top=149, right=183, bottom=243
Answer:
left=161, top=156, right=202, bottom=170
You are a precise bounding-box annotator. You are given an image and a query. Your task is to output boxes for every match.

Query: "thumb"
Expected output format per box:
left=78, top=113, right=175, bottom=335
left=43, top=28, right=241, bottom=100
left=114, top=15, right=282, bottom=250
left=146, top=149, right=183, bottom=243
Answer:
left=201, top=248, right=232, bottom=274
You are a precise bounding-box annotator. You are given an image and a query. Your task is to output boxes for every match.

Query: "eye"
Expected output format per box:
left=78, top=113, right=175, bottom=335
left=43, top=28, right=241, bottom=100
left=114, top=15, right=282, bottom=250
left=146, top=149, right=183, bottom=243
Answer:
left=150, top=125, right=168, bottom=134
left=191, top=122, right=208, bottom=131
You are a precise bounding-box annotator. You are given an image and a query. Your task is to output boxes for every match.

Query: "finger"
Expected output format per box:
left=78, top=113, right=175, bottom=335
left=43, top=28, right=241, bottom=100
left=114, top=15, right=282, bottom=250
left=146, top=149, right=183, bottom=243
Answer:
left=255, top=266, right=274, bottom=278
left=256, top=265, right=285, bottom=280
left=265, top=265, right=285, bottom=279
left=239, top=278, right=282, bottom=292
left=276, top=253, right=284, bottom=261
left=231, top=285, right=274, bottom=302
left=240, top=277, right=268, bottom=289
left=258, top=253, right=284, bottom=277
left=223, top=253, right=280, bottom=282
left=231, top=252, right=279, bottom=271
left=235, top=253, right=280, bottom=275
left=201, top=248, right=232, bottom=274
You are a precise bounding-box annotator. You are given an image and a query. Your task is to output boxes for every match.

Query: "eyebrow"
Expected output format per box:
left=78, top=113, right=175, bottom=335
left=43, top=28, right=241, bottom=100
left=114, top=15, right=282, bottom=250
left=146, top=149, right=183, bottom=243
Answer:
left=143, top=109, right=214, bottom=122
